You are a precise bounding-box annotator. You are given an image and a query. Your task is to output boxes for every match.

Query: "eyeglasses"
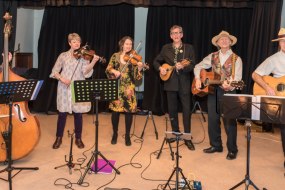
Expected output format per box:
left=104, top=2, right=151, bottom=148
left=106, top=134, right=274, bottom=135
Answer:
left=171, top=32, right=182, bottom=35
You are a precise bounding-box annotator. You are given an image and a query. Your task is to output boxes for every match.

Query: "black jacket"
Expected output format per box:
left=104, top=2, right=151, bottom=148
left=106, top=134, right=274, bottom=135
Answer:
left=153, top=43, right=196, bottom=92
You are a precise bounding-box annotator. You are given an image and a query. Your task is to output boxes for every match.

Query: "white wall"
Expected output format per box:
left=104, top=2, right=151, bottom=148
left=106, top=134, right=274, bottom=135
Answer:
left=134, top=7, right=148, bottom=92
left=282, top=1, right=285, bottom=27
left=15, top=8, right=44, bottom=68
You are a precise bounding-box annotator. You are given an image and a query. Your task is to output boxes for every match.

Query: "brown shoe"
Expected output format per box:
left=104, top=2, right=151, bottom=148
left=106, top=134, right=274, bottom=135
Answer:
left=52, top=137, right=62, bottom=149
left=75, top=138, right=85, bottom=149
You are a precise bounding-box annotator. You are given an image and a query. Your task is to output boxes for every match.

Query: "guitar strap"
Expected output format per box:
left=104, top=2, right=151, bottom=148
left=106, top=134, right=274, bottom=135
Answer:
left=231, top=53, right=238, bottom=80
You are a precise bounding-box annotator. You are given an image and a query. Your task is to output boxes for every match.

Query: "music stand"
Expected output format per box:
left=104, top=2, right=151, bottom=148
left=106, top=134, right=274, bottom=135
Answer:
left=0, top=80, right=43, bottom=190
left=71, top=79, right=120, bottom=185
left=163, top=131, right=193, bottom=190
left=221, top=94, right=285, bottom=190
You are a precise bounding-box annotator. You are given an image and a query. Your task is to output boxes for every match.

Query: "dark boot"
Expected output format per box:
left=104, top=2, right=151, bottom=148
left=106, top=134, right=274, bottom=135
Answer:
left=125, top=135, right=131, bottom=146
left=75, top=138, right=85, bottom=149
left=111, top=133, right=118, bottom=145
left=52, top=137, right=62, bottom=149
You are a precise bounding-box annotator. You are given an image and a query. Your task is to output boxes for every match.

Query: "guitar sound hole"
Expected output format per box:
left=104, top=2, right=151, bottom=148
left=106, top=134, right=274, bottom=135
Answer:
left=276, top=83, right=285, bottom=92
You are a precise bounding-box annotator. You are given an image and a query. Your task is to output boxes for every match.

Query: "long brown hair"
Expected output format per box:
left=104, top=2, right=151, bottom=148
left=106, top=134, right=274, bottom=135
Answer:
left=118, top=36, right=133, bottom=52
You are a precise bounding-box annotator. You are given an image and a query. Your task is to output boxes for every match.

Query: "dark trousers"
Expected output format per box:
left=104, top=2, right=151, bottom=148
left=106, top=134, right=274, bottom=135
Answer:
left=166, top=91, right=191, bottom=133
left=56, top=112, right=83, bottom=139
left=207, top=87, right=238, bottom=152
left=111, top=112, right=133, bottom=136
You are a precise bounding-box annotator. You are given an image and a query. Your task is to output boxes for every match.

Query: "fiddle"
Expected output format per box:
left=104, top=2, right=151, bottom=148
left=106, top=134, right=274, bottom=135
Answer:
left=123, top=50, right=149, bottom=70
left=73, top=45, right=106, bottom=63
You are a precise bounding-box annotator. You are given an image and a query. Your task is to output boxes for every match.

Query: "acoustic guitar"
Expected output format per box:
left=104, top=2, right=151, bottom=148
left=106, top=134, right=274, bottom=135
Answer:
left=192, top=69, right=245, bottom=97
left=253, top=75, right=285, bottom=96
left=159, top=59, right=190, bottom=81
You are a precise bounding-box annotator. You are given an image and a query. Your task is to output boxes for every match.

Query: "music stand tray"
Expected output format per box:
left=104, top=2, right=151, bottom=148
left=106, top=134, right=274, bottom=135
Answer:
left=221, top=94, right=285, bottom=190
left=0, top=80, right=43, bottom=190
left=71, top=79, right=120, bottom=185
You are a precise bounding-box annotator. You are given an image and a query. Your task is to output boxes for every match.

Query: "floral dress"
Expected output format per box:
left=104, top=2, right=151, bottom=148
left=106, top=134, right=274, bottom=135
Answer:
left=105, top=52, right=142, bottom=113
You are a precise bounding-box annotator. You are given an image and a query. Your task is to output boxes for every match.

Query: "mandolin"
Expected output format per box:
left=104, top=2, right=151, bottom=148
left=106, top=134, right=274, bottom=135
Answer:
left=159, top=59, right=190, bottom=81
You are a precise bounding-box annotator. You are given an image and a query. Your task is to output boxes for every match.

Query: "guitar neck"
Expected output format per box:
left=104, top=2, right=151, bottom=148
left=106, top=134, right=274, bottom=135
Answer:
left=205, top=79, right=222, bottom=86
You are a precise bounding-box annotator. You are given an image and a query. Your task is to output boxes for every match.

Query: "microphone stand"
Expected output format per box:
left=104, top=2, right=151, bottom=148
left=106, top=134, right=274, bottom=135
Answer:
left=54, top=130, right=80, bottom=174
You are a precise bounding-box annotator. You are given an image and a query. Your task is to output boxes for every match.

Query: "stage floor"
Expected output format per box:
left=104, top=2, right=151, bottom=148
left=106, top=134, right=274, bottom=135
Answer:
left=0, top=112, right=284, bottom=190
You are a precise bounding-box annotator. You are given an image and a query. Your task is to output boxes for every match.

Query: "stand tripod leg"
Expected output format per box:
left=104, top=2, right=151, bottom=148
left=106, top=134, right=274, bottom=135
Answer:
left=168, top=142, right=174, bottom=160
left=179, top=168, right=192, bottom=190
left=140, top=114, right=149, bottom=139
left=156, top=137, right=174, bottom=160
left=140, top=111, right=158, bottom=139
left=156, top=137, right=166, bottom=159
left=229, top=120, right=259, bottom=190
left=77, top=152, right=95, bottom=185
left=192, top=100, right=206, bottom=122
left=97, top=151, right=120, bottom=174
left=151, top=113, right=159, bottom=139
left=162, top=168, right=176, bottom=190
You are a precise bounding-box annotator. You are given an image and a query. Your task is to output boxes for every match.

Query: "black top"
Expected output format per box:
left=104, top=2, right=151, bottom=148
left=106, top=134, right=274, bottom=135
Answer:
left=153, top=43, right=196, bottom=92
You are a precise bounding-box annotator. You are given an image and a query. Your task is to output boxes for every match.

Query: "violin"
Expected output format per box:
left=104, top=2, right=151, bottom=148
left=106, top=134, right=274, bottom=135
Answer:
left=123, top=50, right=149, bottom=70
left=73, top=45, right=106, bottom=63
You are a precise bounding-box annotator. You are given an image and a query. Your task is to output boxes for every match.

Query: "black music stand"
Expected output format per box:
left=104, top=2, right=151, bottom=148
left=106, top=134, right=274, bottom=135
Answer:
left=140, top=110, right=158, bottom=139
left=0, top=80, right=43, bottom=190
left=221, top=94, right=285, bottom=190
left=71, top=79, right=120, bottom=185
left=163, top=131, right=193, bottom=190
left=156, top=114, right=174, bottom=160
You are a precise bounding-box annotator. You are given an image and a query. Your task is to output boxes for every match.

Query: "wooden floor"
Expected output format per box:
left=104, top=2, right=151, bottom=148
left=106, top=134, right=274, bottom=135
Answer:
left=0, top=112, right=284, bottom=190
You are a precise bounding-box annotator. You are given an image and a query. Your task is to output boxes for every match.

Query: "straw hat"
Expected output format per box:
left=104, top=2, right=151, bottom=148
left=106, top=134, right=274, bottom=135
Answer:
left=211, top=31, right=237, bottom=47
left=272, top=28, right=285, bottom=42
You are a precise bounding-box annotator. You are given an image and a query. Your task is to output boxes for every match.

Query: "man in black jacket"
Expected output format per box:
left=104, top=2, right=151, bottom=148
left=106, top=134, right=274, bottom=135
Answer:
left=153, top=25, right=196, bottom=150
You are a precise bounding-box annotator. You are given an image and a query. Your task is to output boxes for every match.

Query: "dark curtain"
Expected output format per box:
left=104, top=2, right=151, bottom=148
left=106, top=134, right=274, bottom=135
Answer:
left=0, top=1, right=17, bottom=60
left=143, top=6, right=253, bottom=115
left=32, top=4, right=134, bottom=113
left=245, top=0, right=283, bottom=93
left=18, top=0, right=252, bottom=8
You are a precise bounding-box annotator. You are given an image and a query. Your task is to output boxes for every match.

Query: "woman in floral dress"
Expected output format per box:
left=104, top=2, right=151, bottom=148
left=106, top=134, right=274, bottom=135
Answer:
left=105, top=36, right=143, bottom=146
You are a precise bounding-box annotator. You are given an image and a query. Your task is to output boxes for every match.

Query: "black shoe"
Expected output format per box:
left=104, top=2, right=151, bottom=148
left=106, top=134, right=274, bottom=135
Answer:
left=125, top=135, right=131, bottom=146
left=111, top=133, right=118, bottom=145
left=52, top=137, right=62, bottom=149
left=203, top=146, right=223, bottom=153
left=184, top=140, right=195, bottom=151
left=167, top=138, right=176, bottom=144
left=75, top=138, right=85, bottom=149
left=226, top=151, right=238, bottom=160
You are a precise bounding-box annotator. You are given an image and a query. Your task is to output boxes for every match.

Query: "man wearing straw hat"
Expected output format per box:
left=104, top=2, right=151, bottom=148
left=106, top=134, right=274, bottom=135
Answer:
left=252, top=28, right=285, bottom=169
left=194, top=31, right=243, bottom=160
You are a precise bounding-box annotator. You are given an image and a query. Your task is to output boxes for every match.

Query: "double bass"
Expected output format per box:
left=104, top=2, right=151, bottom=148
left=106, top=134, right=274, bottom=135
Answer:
left=0, top=12, right=40, bottom=161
